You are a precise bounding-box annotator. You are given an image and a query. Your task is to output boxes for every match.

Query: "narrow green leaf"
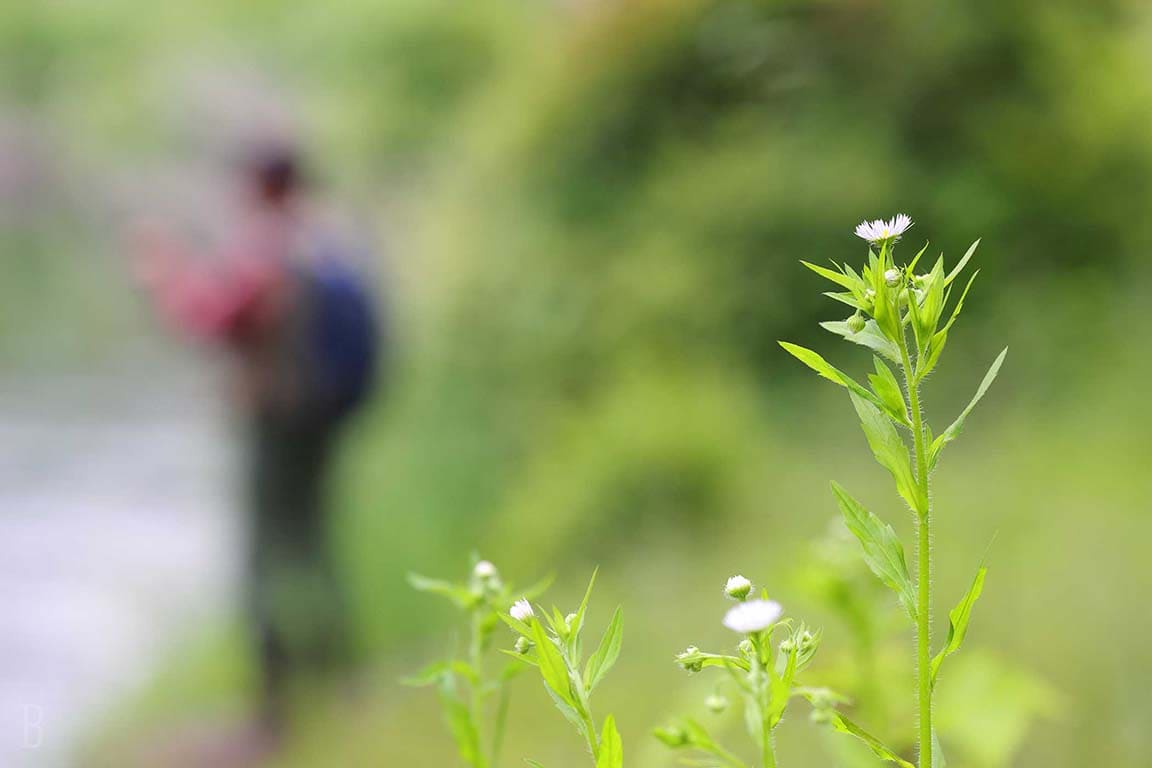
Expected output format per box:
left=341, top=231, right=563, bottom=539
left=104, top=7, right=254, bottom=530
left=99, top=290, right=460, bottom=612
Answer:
left=930, top=348, right=1008, bottom=468
left=936, top=270, right=979, bottom=338
left=831, top=482, right=917, bottom=620
left=824, top=291, right=863, bottom=310
left=945, top=239, right=980, bottom=285
left=819, top=319, right=901, bottom=363
left=917, top=329, right=948, bottom=382
left=848, top=393, right=922, bottom=513
left=525, top=761, right=547, bottom=768
left=868, top=357, right=909, bottom=425
left=596, top=715, right=624, bottom=768
left=568, top=567, right=599, bottom=661
left=584, top=606, right=623, bottom=692
left=906, top=241, right=930, bottom=274
left=779, top=342, right=888, bottom=410
left=407, top=573, right=477, bottom=607
left=532, top=619, right=575, bottom=706
left=930, top=566, right=987, bottom=686
left=816, top=708, right=915, bottom=768
left=801, top=260, right=858, bottom=290
left=439, top=677, right=482, bottom=765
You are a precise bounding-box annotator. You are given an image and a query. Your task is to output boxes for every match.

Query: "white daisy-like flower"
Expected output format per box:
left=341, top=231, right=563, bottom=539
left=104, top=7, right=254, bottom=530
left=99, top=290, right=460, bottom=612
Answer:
left=724, top=574, right=753, bottom=600
left=854, top=213, right=913, bottom=244
left=723, top=599, right=783, bottom=634
left=473, top=560, right=498, bottom=580
left=510, top=598, right=534, bottom=622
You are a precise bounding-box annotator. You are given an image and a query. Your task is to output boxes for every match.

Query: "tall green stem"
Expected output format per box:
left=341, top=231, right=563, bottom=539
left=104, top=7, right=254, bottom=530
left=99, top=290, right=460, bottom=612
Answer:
left=762, top=730, right=777, bottom=768
left=469, top=611, right=490, bottom=768
left=899, top=334, right=932, bottom=768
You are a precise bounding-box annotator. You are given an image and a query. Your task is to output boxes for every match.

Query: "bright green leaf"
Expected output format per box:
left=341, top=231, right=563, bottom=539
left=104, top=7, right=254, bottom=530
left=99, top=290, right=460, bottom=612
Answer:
left=596, top=715, right=624, bottom=768
left=801, top=260, right=858, bottom=291
left=931, top=566, right=987, bottom=686
left=820, top=319, right=901, bottom=364
left=779, top=342, right=888, bottom=410
left=930, top=348, right=1008, bottom=468
left=868, top=357, right=909, bottom=425
left=532, top=619, right=575, bottom=707
left=945, top=239, right=980, bottom=285
left=818, top=708, right=915, bottom=768
left=584, top=606, right=623, bottom=692
left=848, top=392, right=922, bottom=514
left=831, top=482, right=917, bottom=620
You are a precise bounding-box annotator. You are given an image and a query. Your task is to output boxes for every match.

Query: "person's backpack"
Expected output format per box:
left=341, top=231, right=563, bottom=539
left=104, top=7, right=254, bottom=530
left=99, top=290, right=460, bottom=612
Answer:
left=299, top=238, right=382, bottom=418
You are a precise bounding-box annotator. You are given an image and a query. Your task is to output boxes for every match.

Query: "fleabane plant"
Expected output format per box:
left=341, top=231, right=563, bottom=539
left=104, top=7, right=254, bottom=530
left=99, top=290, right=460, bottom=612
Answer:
left=780, top=215, right=1005, bottom=767
left=657, top=577, right=830, bottom=768
left=406, top=559, right=552, bottom=768
left=502, top=570, right=625, bottom=768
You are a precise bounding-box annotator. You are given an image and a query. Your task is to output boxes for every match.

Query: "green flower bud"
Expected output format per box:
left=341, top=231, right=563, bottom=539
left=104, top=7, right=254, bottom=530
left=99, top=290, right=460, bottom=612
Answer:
left=738, top=639, right=755, bottom=659
left=705, top=694, right=729, bottom=714
left=847, top=312, right=866, bottom=334
left=676, top=646, right=704, bottom=673
left=884, top=268, right=902, bottom=287
left=654, top=725, right=690, bottom=748
left=724, top=574, right=753, bottom=601
left=514, top=636, right=532, bottom=654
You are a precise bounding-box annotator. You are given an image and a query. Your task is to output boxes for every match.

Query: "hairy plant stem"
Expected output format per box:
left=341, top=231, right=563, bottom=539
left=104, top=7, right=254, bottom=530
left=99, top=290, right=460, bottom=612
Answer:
left=898, top=331, right=932, bottom=768
left=469, top=610, right=491, bottom=768
left=762, top=730, right=778, bottom=768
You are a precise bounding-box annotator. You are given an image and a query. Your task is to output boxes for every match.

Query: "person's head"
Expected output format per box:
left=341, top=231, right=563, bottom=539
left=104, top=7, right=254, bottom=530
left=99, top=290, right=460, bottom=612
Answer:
left=242, top=142, right=304, bottom=207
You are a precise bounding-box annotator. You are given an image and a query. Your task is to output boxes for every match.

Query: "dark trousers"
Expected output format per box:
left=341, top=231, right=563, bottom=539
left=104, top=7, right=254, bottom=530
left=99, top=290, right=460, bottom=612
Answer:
left=246, top=409, right=351, bottom=728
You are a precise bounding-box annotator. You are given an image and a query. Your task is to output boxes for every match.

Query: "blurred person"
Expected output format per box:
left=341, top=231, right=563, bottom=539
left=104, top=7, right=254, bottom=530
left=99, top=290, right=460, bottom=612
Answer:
left=133, top=142, right=380, bottom=762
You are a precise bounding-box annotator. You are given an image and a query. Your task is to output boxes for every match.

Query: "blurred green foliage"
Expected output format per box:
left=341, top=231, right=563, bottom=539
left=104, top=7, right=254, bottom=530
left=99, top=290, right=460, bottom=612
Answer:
left=3, top=0, right=1151, bottom=765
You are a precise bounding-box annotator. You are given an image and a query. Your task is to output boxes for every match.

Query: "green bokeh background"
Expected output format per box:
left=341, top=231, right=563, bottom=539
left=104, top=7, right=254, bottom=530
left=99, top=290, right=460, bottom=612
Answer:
left=2, top=0, right=1149, bottom=765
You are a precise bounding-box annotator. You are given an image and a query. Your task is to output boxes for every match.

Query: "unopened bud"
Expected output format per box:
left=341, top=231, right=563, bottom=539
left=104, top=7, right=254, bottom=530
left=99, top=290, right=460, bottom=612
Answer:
left=705, top=694, right=729, bottom=714
left=654, top=725, right=690, bottom=748
left=847, top=312, right=866, bottom=334
left=884, top=268, right=902, bottom=287
left=738, top=639, right=755, bottom=658
left=676, top=646, right=704, bottom=673
left=514, top=636, right=532, bottom=654
left=724, top=575, right=753, bottom=601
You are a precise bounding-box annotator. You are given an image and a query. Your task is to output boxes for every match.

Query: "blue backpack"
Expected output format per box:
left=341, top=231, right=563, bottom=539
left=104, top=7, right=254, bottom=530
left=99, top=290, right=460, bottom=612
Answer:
left=301, top=241, right=383, bottom=418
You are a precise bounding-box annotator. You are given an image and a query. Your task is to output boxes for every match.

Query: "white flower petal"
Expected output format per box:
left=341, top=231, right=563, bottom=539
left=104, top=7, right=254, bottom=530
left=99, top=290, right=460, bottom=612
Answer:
left=722, top=599, right=783, bottom=633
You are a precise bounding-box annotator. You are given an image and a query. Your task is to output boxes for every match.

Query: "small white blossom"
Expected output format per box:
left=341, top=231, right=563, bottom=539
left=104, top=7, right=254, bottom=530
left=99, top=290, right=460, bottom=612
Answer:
left=724, top=575, right=753, bottom=600
left=854, top=213, right=913, bottom=244
left=723, top=599, right=783, bottom=634
left=473, top=560, right=498, bottom=579
left=510, top=599, right=534, bottom=622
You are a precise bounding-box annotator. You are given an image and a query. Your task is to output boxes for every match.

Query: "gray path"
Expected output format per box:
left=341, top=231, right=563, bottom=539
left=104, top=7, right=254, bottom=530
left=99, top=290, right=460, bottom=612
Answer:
left=0, top=369, right=240, bottom=767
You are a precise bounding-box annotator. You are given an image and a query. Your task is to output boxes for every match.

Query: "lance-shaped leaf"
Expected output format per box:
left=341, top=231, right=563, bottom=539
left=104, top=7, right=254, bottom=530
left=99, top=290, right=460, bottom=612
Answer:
left=567, top=568, right=598, bottom=661
left=584, top=606, right=623, bottom=692
left=438, top=676, right=482, bottom=765
left=596, top=715, right=624, bottom=768
left=407, top=573, right=478, bottom=608
left=532, top=619, right=576, bottom=707
left=945, top=239, right=980, bottom=285
left=779, top=342, right=888, bottom=411
left=801, top=260, right=859, bottom=291
left=813, top=706, right=915, bottom=768
left=930, top=348, right=1008, bottom=469
left=930, top=566, right=987, bottom=686
left=820, top=319, right=901, bottom=364
left=831, top=482, right=917, bottom=620
left=868, top=357, right=909, bottom=426
left=848, top=392, right=923, bottom=514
